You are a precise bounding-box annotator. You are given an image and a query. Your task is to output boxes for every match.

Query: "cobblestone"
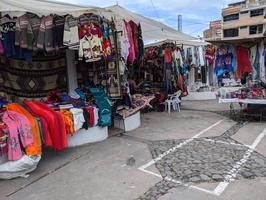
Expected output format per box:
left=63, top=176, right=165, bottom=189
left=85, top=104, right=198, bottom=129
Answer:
left=137, top=121, right=266, bottom=199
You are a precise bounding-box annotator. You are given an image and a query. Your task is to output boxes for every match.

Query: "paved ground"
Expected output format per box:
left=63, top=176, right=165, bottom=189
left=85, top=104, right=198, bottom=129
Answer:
left=0, top=99, right=266, bottom=200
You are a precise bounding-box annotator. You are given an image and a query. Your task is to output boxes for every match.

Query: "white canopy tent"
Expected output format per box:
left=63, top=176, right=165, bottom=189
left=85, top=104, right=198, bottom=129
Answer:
left=101, top=5, right=201, bottom=46
left=0, top=0, right=100, bottom=16
left=0, top=1, right=204, bottom=46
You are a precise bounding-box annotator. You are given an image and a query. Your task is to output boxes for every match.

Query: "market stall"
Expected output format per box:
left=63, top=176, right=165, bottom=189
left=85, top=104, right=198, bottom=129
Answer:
left=219, top=82, right=266, bottom=120
left=0, top=0, right=124, bottom=179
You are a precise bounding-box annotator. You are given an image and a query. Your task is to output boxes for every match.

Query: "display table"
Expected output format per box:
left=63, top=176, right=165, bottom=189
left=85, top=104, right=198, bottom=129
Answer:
left=114, top=111, right=141, bottom=132
left=67, top=126, right=108, bottom=147
left=182, top=91, right=216, bottom=101
left=219, top=98, right=266, bottom=105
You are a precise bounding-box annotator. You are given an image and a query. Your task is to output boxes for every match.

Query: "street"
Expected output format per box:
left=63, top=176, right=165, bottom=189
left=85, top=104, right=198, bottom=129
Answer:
left=1, top=100, right=266, bottom=200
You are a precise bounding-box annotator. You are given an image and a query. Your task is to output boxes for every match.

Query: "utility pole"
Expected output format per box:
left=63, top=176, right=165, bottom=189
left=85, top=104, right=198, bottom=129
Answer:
left=178, top=14, right=182, bottom=32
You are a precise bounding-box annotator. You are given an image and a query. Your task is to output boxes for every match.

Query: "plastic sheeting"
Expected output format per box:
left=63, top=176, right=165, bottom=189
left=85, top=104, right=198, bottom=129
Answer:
left=0, top=0, right=100, bottom=16
left=0, top=155, right=41, bottom=179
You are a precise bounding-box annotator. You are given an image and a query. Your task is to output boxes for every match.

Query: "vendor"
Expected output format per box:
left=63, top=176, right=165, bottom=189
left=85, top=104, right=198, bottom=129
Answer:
left=128, top=75, right=143, bottom=94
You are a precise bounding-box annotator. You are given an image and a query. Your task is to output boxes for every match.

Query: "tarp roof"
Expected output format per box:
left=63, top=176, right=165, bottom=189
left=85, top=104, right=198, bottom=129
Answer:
left=0, top=1, right=204, bottom=46
left=144, top=39, right=209, bottom=48
left=0, top=0, right=99, bottom=16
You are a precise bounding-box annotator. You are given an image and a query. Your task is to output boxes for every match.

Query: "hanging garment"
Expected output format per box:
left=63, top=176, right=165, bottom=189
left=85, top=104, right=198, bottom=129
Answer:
left=129, top=20, right=139, bottom=60
left=70, top=108, right=85, bottom=131
left=114, top=17, right=130, bottom=62
left=172, top=49, right=183, bottom=80
left=230, top=45, right=237, bottom=73
left=0, top=124, right=8, bottom=157
left=0, top=40, right=4, bottom=55
left=205, top=45, right=215, bottom=66
left=3, top=111, right=33, bottom=161
left=25, top=101, right=67, bottom=151
left=79, top=23, right=102, bottom=39
left=93, top=107, right=99, bottom=126
left=79, top=34, right=103, bottom=62
left=14, top=14, right=31, bottom=49
left=224, top=46, right=233, bottom=73
left=79, top=13, right=102, bottom=27
left=53, top=15, right=65, bottom=50
left=164, top=62, right=172, bottom=93
left=7, top=103, right=42, bottom=156
left=236, top=46, right=252, bottom=80
left=37, top=15, right=55, bottom=52
left=59, top=110, right=74, bottom=135
left=215, top=47, right=226, bottom=76
left=137, top=23, right=144, bottom=66
left=253, top=45, right=260, bottom=80
left=263, top=44, right=266, bottom=68
left=82, top=108, right=90, bottom=130
left=14, top=13, right=41, bottom=51
left=63, top=15, right=79, bottom=48
left=198, top=46, right=205, bottom=66
left=164, top=48, right=172, bottom=63
left=124, top=20, right=135, bottom=65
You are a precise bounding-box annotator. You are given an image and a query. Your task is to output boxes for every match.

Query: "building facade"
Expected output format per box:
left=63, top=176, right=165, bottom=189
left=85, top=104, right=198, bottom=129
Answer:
left=221, top=0, right=266, bottom=41
left=203, top=20, right=222, bottom=41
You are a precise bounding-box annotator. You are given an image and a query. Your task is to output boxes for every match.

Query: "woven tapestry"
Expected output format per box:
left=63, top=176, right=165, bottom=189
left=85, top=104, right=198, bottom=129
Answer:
left=0, top=56, right=67, bottom=100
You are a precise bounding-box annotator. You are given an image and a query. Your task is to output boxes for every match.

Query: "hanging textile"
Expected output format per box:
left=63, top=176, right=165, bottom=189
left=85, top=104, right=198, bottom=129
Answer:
left=253, top=45, right=260, bottom=80
left=236, top=46, right=252, bottom=80
left=3, top=111, right=33, bottom=161
left=7, top=103, right=42, bottom=156
left=164, top=48, right=172, bottom=93
left=205, top=45, right=215, bottom=66
left=0, top=56, right=67, bottom=100
left=24, top=101, right=68, bottom=151
left=124, top=20, right=135, bottom=65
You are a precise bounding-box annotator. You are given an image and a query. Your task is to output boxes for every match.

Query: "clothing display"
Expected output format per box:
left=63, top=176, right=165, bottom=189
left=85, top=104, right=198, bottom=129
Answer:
left=70, top=108, right=85, bottom=132
left=236, top=46, right=252, bottom=80
left=0, top=56, right=67, bottom=100
left=3, top=111, right=33, bottom=160
left=59, top=110, right=75, bottom=135
left=24, top=101, right=67, bottom=151
left=7, top=103, right=42, bottom=156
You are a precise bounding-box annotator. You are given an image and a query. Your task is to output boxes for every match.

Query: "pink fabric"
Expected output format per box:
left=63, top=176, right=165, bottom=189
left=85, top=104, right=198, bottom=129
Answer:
left=3, top=111, right=33, bottom=161
left=0, top=40, right=3, bottom=55
left=164, top=48, right=172, bottom=63
left=124, top=20, right=135, bottom=65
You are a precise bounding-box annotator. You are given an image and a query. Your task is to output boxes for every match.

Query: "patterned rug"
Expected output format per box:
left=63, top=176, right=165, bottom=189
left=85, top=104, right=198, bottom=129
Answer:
left=0, top=56, right=67, bottom=101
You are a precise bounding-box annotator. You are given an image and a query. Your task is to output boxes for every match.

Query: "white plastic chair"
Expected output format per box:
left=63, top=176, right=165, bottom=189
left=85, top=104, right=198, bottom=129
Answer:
left=163, top=90, right=181, bottom=115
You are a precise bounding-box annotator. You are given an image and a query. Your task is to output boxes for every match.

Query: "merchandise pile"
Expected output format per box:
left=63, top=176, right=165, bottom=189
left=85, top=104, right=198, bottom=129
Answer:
left=226, top=86, right=266, bottom=100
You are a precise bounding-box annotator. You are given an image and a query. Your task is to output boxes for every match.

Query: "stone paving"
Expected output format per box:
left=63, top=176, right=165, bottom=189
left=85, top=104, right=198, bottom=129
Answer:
left=136, top=120, right=266, bottom=199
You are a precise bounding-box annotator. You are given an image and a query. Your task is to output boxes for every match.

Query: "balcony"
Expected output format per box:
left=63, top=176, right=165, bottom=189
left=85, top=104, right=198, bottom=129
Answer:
left=241, top=0, right=266, bottom=9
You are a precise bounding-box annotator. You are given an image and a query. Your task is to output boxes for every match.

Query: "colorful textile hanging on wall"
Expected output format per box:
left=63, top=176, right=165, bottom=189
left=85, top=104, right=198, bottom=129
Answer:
left=0, top=56, right=67, bottom=99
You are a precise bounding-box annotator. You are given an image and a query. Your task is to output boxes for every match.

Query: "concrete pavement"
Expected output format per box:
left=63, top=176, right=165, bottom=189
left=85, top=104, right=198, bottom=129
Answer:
left=0, top=99, right=265, bottom=200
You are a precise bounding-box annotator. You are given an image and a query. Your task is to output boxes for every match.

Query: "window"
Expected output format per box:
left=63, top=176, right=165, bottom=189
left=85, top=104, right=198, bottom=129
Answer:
left=249, top=24, right=263, bottom=35
left=223, top=13, right=239, bottom=22
left=240, top=11, right=249, bottom=14
left=250, top=9, right=264, bottom=17
left=224, top=28, right=239, bottom=37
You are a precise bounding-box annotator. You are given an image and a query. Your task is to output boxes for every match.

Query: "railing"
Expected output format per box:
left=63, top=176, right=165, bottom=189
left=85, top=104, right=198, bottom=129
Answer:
left=242, top=0, right=266, bottom=8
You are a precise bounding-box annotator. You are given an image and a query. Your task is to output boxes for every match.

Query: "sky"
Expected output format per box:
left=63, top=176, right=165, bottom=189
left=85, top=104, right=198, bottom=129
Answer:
left=54, top=0, right=239, bottom=38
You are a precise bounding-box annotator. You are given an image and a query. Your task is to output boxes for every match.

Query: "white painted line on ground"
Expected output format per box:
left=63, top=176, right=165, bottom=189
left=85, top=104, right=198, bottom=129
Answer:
left=203, top=138, right=248, bottom=148
left=139, top=167, right=218, bottom=195
left=138, top=168, right=162, bottom=179
left=138, top=120, right=224, bottom=171
left=213, top=128, right=266, bottom=196
left=138, top=122, right=265, bottom=196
